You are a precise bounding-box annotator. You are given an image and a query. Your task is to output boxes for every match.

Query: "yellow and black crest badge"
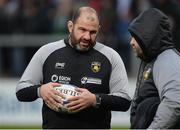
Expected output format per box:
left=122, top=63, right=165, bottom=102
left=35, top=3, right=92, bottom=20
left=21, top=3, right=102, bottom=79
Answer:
left=91, top=61, right=101, bottom=73
left=143, top=68, right=151, bottom=80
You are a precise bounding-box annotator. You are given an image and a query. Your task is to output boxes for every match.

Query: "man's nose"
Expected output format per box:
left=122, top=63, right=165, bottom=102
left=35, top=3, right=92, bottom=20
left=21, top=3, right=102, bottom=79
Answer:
left=84, top=31, right=91, bottom=40
left=130, top=42, right=133, bottom=46
left=130, top=41, right=135, bottom=47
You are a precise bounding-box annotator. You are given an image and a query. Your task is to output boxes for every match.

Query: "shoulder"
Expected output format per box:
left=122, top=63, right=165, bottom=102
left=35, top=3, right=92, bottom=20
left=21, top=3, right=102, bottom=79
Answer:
left=154, top=49, right=180, bottom=71
left=94, top=42, right=118, bottom=54
left=33, top=39, right=66, bottom=62
left=40, top=39, right=66, bottom=52
left=153, top=49, right=180, bottom=84
left=37, top=40, right=66, bottom=55
left=94, top=42, right=122, bottom=64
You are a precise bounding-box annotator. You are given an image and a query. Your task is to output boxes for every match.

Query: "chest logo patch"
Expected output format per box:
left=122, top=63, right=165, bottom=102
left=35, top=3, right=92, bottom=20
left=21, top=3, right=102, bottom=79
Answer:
left=91, top=61, right=101, bottom=73
left=55, top=62, right=65, bottom=69
left=143, top=68, right=151, bottom=80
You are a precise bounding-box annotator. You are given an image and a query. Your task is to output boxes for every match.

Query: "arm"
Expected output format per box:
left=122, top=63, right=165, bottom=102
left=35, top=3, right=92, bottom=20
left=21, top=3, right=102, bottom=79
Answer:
left=16, top=47, right=44, bottom=101
left=148, top=51, right=180, bottom=128
left=67, top=88, right=130, bottom=113
left=67, top=48, right=131, bottom=112
left=16, top=41, right=66, bottom=102
left=100, top=50, right=131, bottom=111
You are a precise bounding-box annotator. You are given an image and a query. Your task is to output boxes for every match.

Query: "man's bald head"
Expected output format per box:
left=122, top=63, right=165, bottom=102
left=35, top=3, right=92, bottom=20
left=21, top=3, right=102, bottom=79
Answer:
left=72, top=6, right=99, bottom=25
left=67, top=6, right=100, bottom=52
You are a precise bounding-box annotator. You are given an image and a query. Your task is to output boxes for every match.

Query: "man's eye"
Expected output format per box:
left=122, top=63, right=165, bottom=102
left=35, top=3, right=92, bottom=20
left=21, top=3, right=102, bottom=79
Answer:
left=90, top=31, right=97, bottom=35
left=79, top=28, right=86, bottom=32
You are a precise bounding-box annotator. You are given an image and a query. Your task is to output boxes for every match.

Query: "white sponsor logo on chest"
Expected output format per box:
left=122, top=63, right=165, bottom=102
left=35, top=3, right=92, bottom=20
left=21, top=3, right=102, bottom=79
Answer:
left=51, top=74, right=71, bottom=84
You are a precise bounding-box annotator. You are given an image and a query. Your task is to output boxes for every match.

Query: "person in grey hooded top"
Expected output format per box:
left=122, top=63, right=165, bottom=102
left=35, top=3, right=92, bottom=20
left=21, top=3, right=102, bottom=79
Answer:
left=128, top=8, right=180, bottom=129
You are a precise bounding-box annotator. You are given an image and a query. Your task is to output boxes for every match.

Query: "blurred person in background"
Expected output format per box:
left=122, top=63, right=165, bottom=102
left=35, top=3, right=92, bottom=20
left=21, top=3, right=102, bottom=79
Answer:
left=16, top=0, right=53, bottom=65
left=149, top=0, right=180, bottom=52
left=128, top=8, right=180, bottom=129
left=53, top=0, right=73, bottom=34
left=89, top=0, right=119, bottom=51
left=0, top=0, right=23, bottom=76
left=16, top=6, right=131, bottom=129
left=116, top=0, right=132, bottom=73
left=0, top=0, right=54, bottom=76
left=16, top=0, right=53, bottom=34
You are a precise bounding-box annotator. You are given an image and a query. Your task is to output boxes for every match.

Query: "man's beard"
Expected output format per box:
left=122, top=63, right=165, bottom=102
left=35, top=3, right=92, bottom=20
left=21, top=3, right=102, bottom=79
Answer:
left=69, top=33, right=96, bottom=52
left=137, top=52, right=147, bottom=61
left=74, top=44, right=89, bottom=51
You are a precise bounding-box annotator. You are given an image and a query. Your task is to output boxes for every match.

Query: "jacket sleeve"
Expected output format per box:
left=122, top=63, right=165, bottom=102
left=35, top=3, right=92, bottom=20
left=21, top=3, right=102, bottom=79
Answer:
left=98, top=47, right=131, bottom=111
left=16, top=46, right=45, bottom=102
left=16, top=41, right=66, bottom=102
left=148, top=51, right=180, bottom=128
left=98, top=94, right=131, bottom=111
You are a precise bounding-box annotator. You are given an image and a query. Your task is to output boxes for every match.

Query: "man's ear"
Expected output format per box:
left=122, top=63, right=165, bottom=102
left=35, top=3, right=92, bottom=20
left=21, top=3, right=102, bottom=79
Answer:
left=67, top=20, right=73, bottom=33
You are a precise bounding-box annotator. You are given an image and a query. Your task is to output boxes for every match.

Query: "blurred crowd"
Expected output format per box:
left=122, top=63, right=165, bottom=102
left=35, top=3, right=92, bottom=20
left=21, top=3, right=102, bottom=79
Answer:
left=0, top=0, right=180, bottom=77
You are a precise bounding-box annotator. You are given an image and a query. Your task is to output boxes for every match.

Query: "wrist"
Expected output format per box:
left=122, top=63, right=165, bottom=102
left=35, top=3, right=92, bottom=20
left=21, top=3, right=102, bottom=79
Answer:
left=93, top=94, right=102, bottom=108
left=37, top=85, right=42, bottom=98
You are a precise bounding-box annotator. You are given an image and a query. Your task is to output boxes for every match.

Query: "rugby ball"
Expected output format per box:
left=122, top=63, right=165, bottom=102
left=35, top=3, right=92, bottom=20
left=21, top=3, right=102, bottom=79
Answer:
left=48, top=84, right=80, bottom=113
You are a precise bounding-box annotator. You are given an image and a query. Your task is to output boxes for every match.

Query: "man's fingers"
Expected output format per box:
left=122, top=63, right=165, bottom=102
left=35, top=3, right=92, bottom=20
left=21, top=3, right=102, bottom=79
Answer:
left=66, top=99, right=79, bottom=107
left=67, top=103, right=82, bottom=110
left=52, top=94, right=63, bottom=104
left=46, top=100, right=60, bottom=112
left=75, top=87, right=85, bottom=93
left=52, top=89, right=66, bottom=99
left=51, top=82, right=60, bottom=87
left=48, top=97, right=61, bottom=107
left=67, top=96, right=79, bottom=101
left=68, top=104, right=86, bottom=113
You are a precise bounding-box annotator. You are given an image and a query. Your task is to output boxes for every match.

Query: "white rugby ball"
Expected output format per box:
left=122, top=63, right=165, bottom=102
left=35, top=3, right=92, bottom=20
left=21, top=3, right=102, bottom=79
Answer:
left=54, top=84, right=80, bottom=99
left=48, top=84, right=80, bottom=113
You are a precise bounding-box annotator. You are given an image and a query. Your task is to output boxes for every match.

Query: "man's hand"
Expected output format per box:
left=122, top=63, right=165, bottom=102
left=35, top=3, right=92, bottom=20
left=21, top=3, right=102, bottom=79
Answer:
left=39, top=82, right=65, bottom=111
left=66, top=88, right=96, bottom=113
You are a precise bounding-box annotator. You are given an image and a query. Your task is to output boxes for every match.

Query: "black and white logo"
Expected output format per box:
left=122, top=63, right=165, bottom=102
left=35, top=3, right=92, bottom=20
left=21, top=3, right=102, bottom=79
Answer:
left=81, top=77, right=102, bottom=85
left=55, top=62, right=65, bottom=69
left=81, top=77, right=88, bottom=84
left=51, top=74, right=71, bottom=84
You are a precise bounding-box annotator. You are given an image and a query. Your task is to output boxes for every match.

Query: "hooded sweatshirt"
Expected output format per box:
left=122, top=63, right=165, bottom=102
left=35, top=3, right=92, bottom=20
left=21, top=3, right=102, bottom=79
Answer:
left=128, top=8, right=180, bottom=129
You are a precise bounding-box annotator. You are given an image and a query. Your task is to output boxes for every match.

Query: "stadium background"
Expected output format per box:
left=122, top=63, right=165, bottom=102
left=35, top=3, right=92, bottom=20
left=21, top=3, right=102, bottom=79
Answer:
left=0, top=0, right=180, bottom=129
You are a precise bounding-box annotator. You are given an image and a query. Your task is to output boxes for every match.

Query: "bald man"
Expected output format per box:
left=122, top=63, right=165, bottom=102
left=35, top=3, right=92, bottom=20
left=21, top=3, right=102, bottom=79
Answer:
left=16, top=6, right=131, bottom=129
